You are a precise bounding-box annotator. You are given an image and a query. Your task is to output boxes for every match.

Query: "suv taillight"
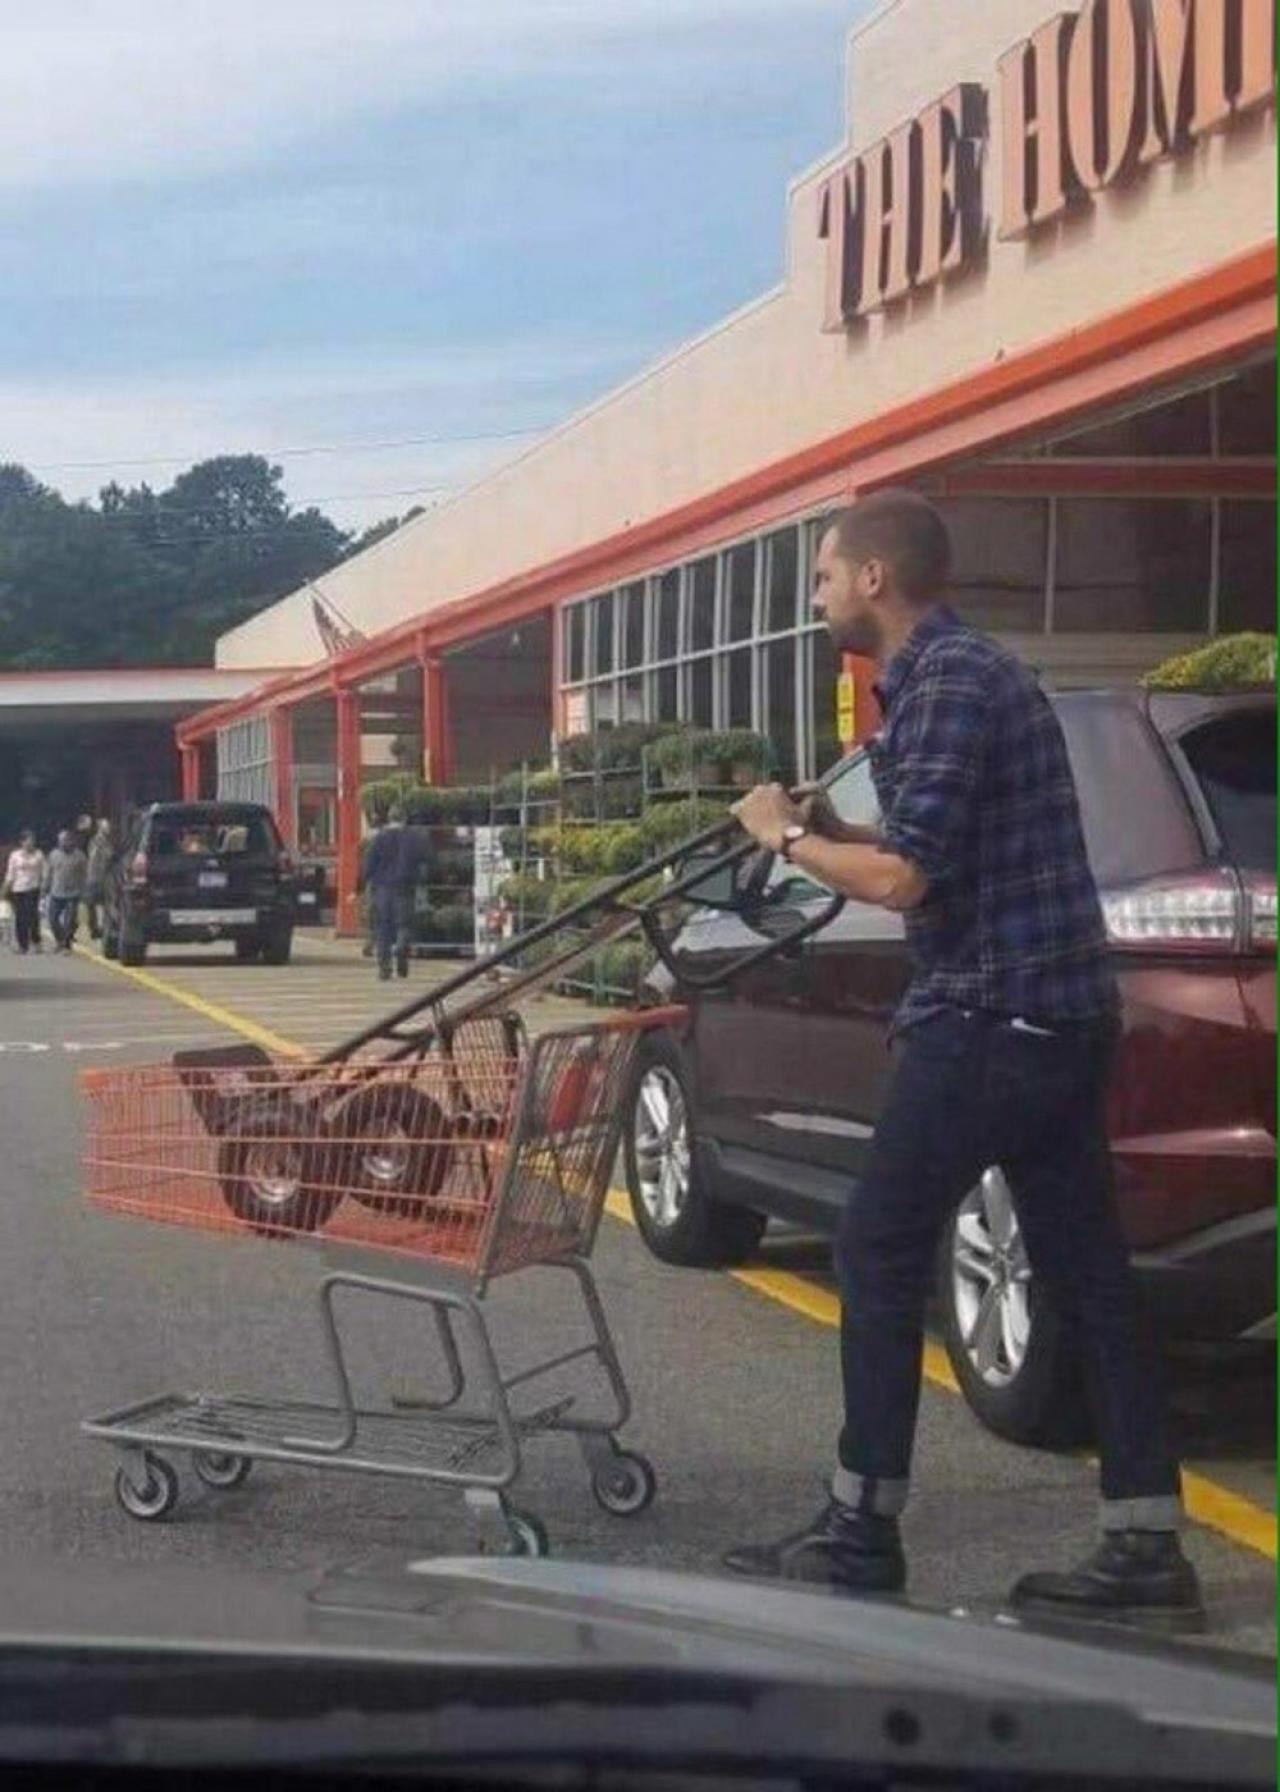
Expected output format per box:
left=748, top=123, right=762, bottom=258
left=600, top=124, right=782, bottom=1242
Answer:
left=128, top=851, right=148, bottom=885
left=1245, top=876, right=1277, bottom=953
left=1101, top=870, right=1241, bottom=954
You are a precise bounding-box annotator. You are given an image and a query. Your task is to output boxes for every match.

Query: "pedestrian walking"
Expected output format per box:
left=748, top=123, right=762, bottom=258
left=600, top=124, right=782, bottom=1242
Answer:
left=360, top=804, right=427, bottom=981
left=725, top=489, right=1201, bottom=1631
left=85, top=818, right=113, bottom=941
left=3, top=831, right=47, bottom=954
left=45, top=828, right=89, bottom=953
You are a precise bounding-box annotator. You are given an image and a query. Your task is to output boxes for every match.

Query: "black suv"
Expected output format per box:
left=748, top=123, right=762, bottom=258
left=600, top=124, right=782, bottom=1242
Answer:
left=102, top=802, right=297, bottom=967
left=623, top=690, right=1276, bottom=1447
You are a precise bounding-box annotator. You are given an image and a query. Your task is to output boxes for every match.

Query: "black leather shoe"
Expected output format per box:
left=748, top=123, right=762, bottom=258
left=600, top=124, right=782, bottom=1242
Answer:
left=724, top=1501, right=906, bottom=1594
left=1011, top=1531, right=1206, bottom=1633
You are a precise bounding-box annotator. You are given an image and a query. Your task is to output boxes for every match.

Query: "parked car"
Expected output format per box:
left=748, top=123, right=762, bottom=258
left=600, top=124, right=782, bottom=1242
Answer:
left=101, top=801, right=297, bottom=967
left=623, top=689, right=1276, bottom=1446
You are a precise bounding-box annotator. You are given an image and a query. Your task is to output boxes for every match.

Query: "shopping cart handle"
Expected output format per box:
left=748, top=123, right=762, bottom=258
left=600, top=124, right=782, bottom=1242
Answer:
left=639, top=890, right=845, bottom=993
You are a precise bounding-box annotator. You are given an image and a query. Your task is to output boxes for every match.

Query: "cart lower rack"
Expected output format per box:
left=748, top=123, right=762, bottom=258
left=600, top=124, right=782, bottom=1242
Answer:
left=80, top=1009, right=681, bottom=1555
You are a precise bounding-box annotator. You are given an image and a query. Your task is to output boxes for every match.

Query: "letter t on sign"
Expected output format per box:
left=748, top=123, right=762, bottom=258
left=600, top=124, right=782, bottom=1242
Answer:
left=916, top=84, right=987, bottom=286
left=818, top=163, right=862, bottom=330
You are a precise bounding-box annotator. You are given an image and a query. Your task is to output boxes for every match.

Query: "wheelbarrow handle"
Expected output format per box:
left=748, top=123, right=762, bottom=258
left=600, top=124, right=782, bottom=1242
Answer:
left=639, top=890, right=846, bottom=993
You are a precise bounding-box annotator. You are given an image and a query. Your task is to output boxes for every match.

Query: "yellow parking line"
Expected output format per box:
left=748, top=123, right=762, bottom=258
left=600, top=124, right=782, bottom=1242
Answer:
left=73, top=945, right=304, bottom=1060
left=77, top=954, right=1277, bottom=1564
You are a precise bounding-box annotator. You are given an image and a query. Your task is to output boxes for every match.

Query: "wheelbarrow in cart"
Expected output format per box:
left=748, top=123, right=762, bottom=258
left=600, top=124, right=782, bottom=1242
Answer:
left=80, top=809, right=845, bottom=1555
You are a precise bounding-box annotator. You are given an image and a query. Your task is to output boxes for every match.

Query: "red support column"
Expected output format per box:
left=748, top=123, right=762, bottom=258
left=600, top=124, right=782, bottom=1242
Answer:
left=422, top=655, right=449, bottom=785
left=842, top=653, right=883, bottom=747
left=335, top=688, right=362, bottom=936
left=179, top=742, right=200, bottom=801
left=270, top=707, right=295, bottom=847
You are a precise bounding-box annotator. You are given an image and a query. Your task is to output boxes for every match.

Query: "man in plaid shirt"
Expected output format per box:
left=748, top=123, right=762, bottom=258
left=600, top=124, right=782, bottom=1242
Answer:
left=726, top=489, right=1200, bottom=1631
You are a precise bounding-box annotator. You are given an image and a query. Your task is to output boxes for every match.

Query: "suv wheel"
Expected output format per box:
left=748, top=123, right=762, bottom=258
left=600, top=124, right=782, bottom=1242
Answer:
left=938, top=1168, right=1088, bottom=1448
left=623, top=1035, right=766, bottom=1267
left=259, top=922, right=293, bottom=966
left=118, top=913, right=147, bottom=967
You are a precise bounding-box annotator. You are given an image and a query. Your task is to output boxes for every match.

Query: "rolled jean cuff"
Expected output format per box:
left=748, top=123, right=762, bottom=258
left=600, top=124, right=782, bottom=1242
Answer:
left=1099, top=1494, right=1183, bottom=1533
left=832, top=1467, right=909, bottom=1517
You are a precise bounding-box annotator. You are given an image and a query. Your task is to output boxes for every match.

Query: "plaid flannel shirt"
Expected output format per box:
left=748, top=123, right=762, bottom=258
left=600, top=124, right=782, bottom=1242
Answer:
left=868, top=605, right=1117, bottom=1036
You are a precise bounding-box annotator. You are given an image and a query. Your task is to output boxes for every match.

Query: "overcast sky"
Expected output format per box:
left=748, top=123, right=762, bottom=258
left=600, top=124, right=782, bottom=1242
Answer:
left=0, top=2, right=866, bottom=531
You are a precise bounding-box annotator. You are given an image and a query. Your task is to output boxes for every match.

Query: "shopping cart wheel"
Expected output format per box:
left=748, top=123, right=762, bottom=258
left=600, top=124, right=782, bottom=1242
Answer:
left=591, top=1451, right=657, bottom=1518
left=504, top=1511, right=550, bottom=1558
left=217, top=1094, right=338, bottom=1237
left=114, top=1453, right=179, bottom=1522
left=332, top=1085, right=450, bottom=1217
left=190, top=1449, right=253, bottom=1491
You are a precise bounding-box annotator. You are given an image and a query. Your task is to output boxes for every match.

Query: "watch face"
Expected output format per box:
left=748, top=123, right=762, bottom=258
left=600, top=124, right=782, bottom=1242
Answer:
left=783, top=825, right=806, bottom=844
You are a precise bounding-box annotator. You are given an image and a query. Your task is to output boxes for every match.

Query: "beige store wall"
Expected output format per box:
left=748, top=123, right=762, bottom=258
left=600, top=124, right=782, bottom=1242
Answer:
left=217, top=0, right=1277, bottom=671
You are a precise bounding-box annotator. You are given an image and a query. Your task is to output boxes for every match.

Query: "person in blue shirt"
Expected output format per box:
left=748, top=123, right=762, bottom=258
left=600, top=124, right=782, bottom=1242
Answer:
left=360, top=804, right=427, bottom=981
left=724, top=488, right=1199, bottom=1633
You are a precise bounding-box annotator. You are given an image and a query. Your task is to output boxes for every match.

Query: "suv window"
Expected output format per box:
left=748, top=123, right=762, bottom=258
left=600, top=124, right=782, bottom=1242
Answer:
left=146, top=813, right=279, bottom=857
left=1178, top=710, right=1277, bottom=872
left=772, top=750, right=880, bottom=901
left=1055, top=697, right=1203, bottom=886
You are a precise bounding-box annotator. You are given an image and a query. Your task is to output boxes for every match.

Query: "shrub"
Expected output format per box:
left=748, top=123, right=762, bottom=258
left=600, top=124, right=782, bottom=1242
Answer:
left=1143, top=633, right=1277, bottom=691
left=639, top=796, right=734, bottom=855
left=648, top=728, right=771, bottom=788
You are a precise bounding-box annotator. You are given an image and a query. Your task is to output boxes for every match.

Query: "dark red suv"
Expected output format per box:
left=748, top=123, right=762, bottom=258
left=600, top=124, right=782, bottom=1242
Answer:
left=623, top=690, right=1276, bottom=1446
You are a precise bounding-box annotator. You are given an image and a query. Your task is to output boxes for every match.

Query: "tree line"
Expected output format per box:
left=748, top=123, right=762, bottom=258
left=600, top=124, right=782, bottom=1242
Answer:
left=0, top=454, right=419, bottom=668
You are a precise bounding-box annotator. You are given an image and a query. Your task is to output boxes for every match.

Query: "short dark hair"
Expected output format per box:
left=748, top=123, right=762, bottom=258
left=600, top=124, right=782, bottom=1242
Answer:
left=825, top=488, right=951, bottom=604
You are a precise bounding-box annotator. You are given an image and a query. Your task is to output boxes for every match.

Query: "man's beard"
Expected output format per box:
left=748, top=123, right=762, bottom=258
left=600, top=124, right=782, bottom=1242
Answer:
left=828, top=611, right=881, bottom=658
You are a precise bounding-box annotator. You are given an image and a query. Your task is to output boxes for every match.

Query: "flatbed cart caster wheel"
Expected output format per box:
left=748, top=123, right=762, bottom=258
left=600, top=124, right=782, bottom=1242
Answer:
left=505, top=1511, right=550, bottom=1558
left=115, top=1453, right=180, bottom=1522
left=592, top=1452, right=657, bottom=1518
left=190, top=1450, right=252, bottom=1491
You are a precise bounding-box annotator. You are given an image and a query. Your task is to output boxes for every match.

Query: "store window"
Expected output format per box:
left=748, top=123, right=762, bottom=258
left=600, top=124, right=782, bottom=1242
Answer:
left=1219, top=501, right=1279, bottom=633
left=1217, top=361, right=1277, bottom=457
left=724, top=647, right=753, bottom=728
left=941, top=497, right=1049, bottom=633
left=765, top=635, right=797, bottom=785
left=1050, top=386, right=1213, bottom=457
left=688, top=656, right=714, bottom=727
left=656, top=569, right=680, bottom=660
left=566, top=605, right=586, bottom=683
left=621, top=582, right=646, bottom=670
left=653, top=663, right=679, bottom=722
left=1054, top=499, right=1213, bottom=633
left=688, top=557, right=716, bottom=653
left=765, top=528, right=800, bottom=633
left=808, top=628, right=840, bottom=775
left=725, top=541, right=757, bottom=641
left=591, top=592, right=615, bottom=676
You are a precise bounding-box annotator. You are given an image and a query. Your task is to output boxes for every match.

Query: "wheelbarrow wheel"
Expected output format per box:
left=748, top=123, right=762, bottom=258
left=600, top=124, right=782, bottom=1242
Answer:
left=331, top=1084, right=450, bottom=1217
left=191, top=1450, right=253, bottom=1490
left=216, top=1094, right=337, bottom=1237
left=115, top=1453, right=179, bottom=1522
left=592, top=1451, right=657, bottom=1517
left=504, top=1511, right=550, bottom=1558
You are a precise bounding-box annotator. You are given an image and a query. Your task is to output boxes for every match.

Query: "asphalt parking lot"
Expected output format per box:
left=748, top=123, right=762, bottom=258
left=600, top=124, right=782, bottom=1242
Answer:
left=0, top=934, right=1273, bottom=1653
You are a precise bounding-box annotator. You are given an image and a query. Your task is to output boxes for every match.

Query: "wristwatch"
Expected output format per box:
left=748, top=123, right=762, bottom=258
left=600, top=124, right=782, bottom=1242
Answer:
left=779, top=823, right=809, bottom=862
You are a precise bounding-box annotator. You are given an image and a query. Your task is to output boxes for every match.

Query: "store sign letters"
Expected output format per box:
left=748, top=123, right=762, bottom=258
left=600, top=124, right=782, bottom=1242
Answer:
left=819, top=0, right=1276, bottom=325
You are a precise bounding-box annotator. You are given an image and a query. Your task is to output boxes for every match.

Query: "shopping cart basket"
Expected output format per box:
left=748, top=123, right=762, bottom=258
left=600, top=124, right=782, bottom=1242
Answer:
left=81, top=1008, right=684, bottom=1555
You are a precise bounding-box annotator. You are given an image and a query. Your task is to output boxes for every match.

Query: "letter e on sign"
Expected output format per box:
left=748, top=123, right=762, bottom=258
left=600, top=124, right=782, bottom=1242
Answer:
left=917, top=84, right=988, bottom=286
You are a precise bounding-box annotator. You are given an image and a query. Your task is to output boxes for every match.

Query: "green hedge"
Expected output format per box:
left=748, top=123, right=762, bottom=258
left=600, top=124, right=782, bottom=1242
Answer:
left=1143, top=633, right=1277, bottom=692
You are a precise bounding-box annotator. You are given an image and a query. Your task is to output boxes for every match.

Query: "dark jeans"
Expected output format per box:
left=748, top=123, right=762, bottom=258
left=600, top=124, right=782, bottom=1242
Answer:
left=370, top=884, right=414, bottom=972
left=10, top=890, right=40, bottom=951
left=48, top=895, right=80, bottom=949
left=85, top=888, right=104, bottom=939
left=834, top=1006, right=1181, bottom=1530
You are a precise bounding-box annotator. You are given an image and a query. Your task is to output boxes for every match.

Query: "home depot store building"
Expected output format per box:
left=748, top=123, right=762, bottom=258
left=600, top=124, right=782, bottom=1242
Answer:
left=180, top=0, right=1277, bottom=931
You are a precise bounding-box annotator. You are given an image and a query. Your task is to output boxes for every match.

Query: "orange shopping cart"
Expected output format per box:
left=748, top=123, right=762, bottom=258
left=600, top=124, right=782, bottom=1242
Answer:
left=81, top=1008, right=688, bottom=1556
left=79, top=802, right=845, bottom=1554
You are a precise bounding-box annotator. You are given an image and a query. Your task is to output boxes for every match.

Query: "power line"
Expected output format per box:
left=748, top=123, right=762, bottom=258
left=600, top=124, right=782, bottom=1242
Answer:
left=25, top=423, right=552, bottom=475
